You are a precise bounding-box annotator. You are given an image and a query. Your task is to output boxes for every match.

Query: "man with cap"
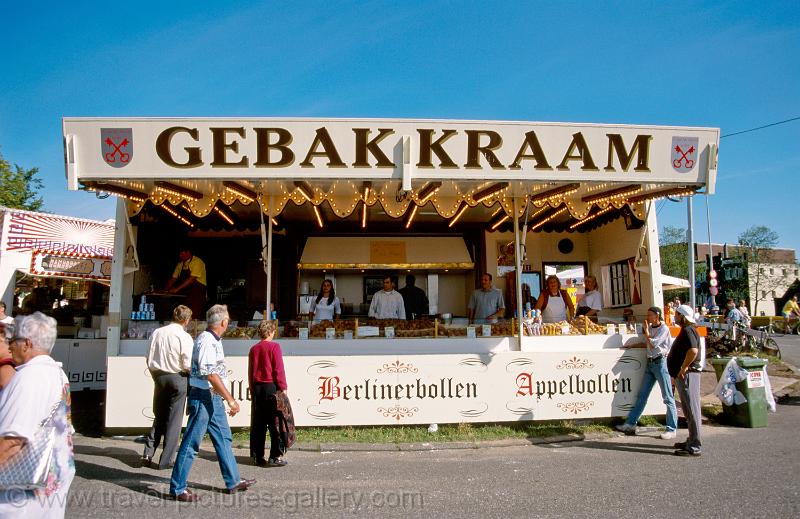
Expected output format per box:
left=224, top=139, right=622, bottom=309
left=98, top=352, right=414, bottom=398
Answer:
left=166, top=245, right=207, bottom=318
left=668, top=304, right=705, bottom=456
left=615, top=306, right=677, bottom=439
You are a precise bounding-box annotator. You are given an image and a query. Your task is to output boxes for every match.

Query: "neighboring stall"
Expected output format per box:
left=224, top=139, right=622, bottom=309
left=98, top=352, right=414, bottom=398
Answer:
left=0, top=207, right=114, bottom=390
left=62, top=118, right=719, bottom=427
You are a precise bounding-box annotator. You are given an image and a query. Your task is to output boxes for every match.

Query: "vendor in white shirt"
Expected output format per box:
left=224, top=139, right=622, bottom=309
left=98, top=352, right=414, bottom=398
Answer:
left=575, top=275, right=603, bottom=318
left=368, top=275, right=406, bottom=319
left=310, top=280, right=342, bottom=321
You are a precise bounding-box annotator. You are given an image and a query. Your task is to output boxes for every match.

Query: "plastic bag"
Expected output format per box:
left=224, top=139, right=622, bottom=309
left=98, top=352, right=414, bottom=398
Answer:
left=762, top=367, right=776, bottom=412
left=714, top=357, right=748, bottom=406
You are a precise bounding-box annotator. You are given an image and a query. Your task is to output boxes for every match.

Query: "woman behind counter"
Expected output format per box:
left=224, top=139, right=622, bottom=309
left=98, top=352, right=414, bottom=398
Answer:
left=248, top=320, right=288, bottom=468
left=309, top=280, right=341, bottom=322
left=535, top=275, right=575, bottom=323
left=576, top=275, right=603, bottom=318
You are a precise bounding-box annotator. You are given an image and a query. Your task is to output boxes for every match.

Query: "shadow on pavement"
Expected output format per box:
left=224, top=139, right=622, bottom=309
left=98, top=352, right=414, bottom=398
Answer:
left=75, top=459, right=232, bottom=496
left=572, top=440, right=676, bottom=456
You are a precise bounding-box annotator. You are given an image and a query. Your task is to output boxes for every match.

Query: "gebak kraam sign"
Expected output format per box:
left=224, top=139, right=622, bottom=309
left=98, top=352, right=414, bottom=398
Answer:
left=63, top=119, right=719, bottom=188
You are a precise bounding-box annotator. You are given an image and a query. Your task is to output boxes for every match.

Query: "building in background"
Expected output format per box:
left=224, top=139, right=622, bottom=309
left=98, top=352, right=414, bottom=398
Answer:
left=694, top=243, right=798, bottom=316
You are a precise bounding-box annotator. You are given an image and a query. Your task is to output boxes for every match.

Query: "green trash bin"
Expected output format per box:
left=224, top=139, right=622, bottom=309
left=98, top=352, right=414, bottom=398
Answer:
left=709, top=357, right=770, bottom=428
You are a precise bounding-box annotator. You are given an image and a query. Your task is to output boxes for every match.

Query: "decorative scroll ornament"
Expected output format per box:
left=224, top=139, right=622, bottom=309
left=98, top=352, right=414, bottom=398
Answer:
left=556, top=401, right=595, bottom=414
left=377, top=360, right=419, bottom=374
left=555, top=356, right=595, bottom=370
left=377, top=405, right=419, bottom=422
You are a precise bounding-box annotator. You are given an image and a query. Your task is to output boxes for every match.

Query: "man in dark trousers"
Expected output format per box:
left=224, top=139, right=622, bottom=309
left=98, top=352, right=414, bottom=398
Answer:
left=142, top=305, right=193, bottom=469
left=399, top=274, right=429, bottom=320
left=668, top=304, right=705, bottom=457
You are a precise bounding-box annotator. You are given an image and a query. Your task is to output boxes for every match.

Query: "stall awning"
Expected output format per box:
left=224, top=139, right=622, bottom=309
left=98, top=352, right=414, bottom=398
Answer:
left=662, top=275, right=691, bottom=290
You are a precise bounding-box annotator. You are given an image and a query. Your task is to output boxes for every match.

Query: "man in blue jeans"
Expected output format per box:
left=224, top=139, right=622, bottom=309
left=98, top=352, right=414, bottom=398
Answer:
left=169, top=304, right=255, bottom=501
left=615, top=307, right=678, bottom=439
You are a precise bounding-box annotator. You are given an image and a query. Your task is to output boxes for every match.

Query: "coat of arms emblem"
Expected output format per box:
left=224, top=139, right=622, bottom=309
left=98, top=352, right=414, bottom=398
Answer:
left=101, top=128, right=133, bottom=168
left=671, top=136, right=699, bottom=173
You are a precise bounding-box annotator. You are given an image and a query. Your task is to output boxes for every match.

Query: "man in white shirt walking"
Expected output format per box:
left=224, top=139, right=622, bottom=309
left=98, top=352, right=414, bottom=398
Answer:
left=368, top=275, right=406, bottom=319
left=142, top=305, right=193, bottom=469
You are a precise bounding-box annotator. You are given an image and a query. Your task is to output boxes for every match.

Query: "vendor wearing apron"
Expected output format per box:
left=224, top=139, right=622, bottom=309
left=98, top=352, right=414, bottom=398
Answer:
left=166, top=247, right=207, bottom=318
left=535, top=274, right=575, bottom=323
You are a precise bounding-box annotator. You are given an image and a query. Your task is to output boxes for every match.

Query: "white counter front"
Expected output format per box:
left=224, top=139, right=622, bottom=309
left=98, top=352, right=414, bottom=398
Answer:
left=105, top=339, right=663, bottom=428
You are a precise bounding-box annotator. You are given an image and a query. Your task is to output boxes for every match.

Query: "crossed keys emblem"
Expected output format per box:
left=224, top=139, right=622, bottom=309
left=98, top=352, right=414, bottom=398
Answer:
left=670, top=136, right=699, bottom=173
left=100, top=128, right=133, bottom=168
left=104, top=137, right=130, bottom=163
left=672, top=145, right=695, bottom=169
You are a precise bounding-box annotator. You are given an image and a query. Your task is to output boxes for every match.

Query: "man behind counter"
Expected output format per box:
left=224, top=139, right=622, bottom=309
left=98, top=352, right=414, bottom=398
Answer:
left=399, top=274, right=429, bottom=320
left=368, top=275, right=406, bottom=319
left=166, top=246, right=207, bottom=318
left=468, top=273, right=505, bottom=323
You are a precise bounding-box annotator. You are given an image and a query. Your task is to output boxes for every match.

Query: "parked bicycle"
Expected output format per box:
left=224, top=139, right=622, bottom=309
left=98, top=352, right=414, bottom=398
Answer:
left=744, top=323, right=782, bottom=359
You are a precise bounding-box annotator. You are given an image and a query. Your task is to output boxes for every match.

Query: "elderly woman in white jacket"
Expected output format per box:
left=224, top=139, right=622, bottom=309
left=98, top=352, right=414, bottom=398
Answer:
left=0, top=312, right=74, bottom=518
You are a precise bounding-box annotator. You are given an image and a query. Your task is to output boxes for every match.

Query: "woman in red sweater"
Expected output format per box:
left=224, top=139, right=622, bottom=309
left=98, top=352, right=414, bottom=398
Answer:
left=0, top=322, right=16, bottom=390
left=248, top=320, right=288, bottom=467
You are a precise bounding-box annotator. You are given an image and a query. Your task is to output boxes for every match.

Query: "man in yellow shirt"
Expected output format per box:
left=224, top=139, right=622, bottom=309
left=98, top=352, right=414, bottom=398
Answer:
left=782, top=295, right=800, bottom=334
left=166, top=246, right=207, bottom=318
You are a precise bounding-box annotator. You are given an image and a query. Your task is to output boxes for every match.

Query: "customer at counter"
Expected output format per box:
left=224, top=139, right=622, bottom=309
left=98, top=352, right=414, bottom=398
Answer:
left=575, top=275, right=602, bottom=318
left=309, top=280, right=341, bottom=322
left=248, top=320, right=288, bottom=467
left=669, top=304, right=704, bottom=457
left=468, top=273, right=505, bottom=323
left=141, top=305, right=193, bottom=470
left=399, top=274, right=429, bottom=320
left=166, top=245, right=207, bottom=319
left=368, top=275, right=406, bottom=319
left=535, top=275, right=575, bottom=323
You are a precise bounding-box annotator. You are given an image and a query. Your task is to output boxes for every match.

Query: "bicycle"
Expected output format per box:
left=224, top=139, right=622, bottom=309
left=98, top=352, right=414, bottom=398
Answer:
left=746, top=323, right=782, bottom=359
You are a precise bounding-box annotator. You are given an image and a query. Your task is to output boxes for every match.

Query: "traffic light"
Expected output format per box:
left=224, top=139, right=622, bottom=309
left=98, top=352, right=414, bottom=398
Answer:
left=708, top=255, right=723, bottom=297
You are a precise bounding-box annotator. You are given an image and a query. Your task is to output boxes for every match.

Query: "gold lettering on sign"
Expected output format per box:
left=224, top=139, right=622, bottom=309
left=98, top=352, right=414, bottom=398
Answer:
left=508, top=130, right=553, bottom=170
left=464, top=130, right=505, bottom=169
left=155, top=127, right=203, bottom=168
left=254, top=128, right=294, bottom=167
left=300, top=127, right=346, bottom=167
left=369, top=241, right=407, bottom=264
left=210, top=127, right=248, bottom=167
left=416, top=129, right=457, bottom=168
left=352, top=128, right=395, bottom=167
left=604, top=134, right=651, bottom=172
left=557, top=132, right=598, bottom=171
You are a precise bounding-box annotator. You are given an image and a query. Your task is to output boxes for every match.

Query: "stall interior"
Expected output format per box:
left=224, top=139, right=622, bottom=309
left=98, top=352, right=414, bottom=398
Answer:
left=89, top=179, right=690, bottom=341
left=13, top=272, right=109, bottom=336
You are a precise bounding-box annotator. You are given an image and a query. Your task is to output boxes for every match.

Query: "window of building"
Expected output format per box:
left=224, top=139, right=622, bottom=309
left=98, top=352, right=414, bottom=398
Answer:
left=607, top=260, right=631, bottom=307
left=761, top=291, right=767, bottom=298
left=769, top=268, right=774, bottom=275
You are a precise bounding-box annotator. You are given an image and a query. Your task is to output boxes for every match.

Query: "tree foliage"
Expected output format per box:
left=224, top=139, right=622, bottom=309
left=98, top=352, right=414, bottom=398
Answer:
left=0, top=150, right=44, bottom=211
left=738, top=225, right=781, bottom=314
left=659, top=226, right=688, bottom=277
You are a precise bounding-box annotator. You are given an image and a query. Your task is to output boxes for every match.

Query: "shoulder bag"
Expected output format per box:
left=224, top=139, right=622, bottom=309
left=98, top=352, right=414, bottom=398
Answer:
left=0, top=397, right=62, bottom=490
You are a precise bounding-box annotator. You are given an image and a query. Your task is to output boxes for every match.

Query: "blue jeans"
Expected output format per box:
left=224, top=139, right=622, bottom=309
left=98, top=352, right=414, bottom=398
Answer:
left=170, top=387, right=240, bottom=495
left=625, top=357, right=678, bottom=431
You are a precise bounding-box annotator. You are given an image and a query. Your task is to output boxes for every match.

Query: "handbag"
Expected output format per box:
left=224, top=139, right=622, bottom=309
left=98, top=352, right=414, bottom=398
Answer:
left=0, top=397, right=62, bottom=490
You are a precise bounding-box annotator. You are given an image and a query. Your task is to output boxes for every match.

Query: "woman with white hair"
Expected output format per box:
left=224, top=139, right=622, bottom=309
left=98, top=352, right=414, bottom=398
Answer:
left=0, top=312, right=75, bottom=518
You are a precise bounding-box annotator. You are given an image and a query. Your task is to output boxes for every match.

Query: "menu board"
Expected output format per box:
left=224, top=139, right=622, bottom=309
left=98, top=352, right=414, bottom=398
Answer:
left=370, top=241, right=407, bottom=263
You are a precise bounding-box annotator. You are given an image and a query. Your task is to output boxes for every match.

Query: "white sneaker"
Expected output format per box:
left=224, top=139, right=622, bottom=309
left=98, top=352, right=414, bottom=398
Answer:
left=660, top=430, right=677, bottom=440
left=615, top=423, right=637, bottom=434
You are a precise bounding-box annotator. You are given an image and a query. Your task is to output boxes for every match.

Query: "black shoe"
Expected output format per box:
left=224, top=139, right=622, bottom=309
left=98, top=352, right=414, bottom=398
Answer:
left=226, top=479, right=256, bottom=494
left=266, top=457, right=288, bottom=467
left=252, top=457, right=268, bottom=467
left=673, top=441, right=687, bottom=450
left=140, top=456, right=153, bottom=469
left=673, top=448, right=701, bottom=457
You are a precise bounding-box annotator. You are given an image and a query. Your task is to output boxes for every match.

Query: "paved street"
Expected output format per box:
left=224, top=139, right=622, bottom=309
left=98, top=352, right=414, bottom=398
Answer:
left=775, top=334, right=800, bottom=371
left=65, top=403, right=800, bottom=518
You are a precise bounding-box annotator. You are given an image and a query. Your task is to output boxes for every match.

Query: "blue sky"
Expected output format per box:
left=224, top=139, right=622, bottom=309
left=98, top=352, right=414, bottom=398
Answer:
left=1, top=1, right=798, bottom=254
